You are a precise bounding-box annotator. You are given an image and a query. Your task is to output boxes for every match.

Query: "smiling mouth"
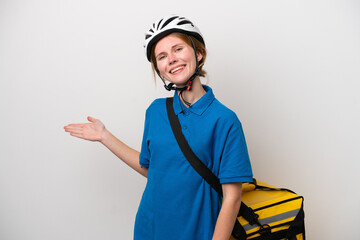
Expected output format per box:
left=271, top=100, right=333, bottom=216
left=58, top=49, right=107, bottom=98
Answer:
left=170, top=65, right=185, bottom=74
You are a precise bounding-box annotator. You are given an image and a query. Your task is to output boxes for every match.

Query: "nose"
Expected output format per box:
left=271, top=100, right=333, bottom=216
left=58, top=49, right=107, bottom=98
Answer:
left=167, top=53, right=177, bottom=65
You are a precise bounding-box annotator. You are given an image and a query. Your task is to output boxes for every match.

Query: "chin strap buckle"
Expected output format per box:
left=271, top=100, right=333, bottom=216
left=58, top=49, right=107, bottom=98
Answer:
left=187, top=81, right=193, bottom=91
left=164, top=83, right=175, bottom=91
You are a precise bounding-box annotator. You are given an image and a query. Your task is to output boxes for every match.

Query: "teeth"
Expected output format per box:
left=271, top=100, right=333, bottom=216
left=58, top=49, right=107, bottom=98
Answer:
left=170, top=66, right=184, bottom=73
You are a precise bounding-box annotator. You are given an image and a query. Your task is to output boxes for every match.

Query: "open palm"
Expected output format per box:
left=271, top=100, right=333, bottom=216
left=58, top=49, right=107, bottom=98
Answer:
left=64, top=116, right=105, bottom=142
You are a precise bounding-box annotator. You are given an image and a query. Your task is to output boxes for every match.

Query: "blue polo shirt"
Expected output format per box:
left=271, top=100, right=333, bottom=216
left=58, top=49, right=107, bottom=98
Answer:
left=134, top=85, right=253, bottom=240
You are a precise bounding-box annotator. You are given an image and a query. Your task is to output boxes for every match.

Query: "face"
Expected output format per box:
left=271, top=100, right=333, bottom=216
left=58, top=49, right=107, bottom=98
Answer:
left=154, top=34, right=203, bottom=87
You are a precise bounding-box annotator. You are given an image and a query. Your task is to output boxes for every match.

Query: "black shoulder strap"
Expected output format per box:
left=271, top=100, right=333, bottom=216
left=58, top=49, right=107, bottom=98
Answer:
left=166, top=97, right=223, bottom=195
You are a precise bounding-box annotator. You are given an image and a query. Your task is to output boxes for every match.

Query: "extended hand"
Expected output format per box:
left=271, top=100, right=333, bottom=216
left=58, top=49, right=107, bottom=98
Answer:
left=64, top=116, right=105, bottom=142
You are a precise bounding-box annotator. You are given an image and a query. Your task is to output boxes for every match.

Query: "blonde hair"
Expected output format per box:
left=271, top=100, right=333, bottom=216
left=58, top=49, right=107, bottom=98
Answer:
left=150, top=32, right=207, bottom=82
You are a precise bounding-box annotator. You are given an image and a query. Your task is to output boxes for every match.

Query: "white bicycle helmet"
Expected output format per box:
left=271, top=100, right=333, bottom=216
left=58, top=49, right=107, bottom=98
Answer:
left=144, top=15, right=205, bottom=62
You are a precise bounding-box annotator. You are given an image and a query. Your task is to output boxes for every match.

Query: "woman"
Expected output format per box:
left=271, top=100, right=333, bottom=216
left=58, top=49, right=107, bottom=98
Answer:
left=64, top=15, right=253, bottom=240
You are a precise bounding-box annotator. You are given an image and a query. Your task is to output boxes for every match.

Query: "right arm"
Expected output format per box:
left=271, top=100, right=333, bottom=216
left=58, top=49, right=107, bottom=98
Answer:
left=101, top=129, right=148, bottom=177
left=64, top=116, right=148, bottom=177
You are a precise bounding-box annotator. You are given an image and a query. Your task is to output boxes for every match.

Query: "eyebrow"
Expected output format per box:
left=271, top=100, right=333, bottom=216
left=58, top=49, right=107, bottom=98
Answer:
left=155, top=43, right=184, bottom=59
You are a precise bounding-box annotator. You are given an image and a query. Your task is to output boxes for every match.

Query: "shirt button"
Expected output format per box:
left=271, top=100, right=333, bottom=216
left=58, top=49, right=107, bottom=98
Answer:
left=183, top=126, right=187, bottom=130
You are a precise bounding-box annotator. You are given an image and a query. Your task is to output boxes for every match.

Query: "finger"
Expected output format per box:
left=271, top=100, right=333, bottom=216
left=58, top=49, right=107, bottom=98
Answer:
left=64, top=123, right=85, bottom=129
left=68, top=128, right=84, bottom=135
left=87, top=116, right=96, bottom=122
left=64, top=125, right=82, bottom=131
left=70, top=133, right=85, bottom=139
left=64, top=126, right=84, bottom=134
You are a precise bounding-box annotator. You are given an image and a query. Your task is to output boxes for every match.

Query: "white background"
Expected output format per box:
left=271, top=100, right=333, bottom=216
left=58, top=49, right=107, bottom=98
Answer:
left=0, top=0, right=359, bottom=239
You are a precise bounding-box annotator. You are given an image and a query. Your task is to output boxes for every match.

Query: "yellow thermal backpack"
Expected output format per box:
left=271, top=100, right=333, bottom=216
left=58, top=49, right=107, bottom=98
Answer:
left=230, top=179, right=305, bottom=240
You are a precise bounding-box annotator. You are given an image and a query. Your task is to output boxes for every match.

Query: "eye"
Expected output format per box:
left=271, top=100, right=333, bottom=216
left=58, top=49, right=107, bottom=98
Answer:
left=175, top=47, right=182, bottom=52
left=157, top=55, right=165, bottom=61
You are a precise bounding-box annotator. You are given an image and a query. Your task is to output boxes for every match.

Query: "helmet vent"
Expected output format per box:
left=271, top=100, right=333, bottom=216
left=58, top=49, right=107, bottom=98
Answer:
left=178, top=20, right=193, bottom=26
left=162, top=16, right=178, bottom=29
left=157, top=19, right=163, bottom=30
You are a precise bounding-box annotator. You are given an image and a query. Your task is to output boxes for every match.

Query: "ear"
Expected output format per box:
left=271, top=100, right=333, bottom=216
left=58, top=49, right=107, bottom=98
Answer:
left=196, top=50, right=203, bottom=62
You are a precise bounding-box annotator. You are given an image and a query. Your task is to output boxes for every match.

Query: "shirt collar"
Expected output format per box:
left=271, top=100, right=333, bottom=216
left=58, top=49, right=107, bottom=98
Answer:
left=173, top=85, right=215, bottom=116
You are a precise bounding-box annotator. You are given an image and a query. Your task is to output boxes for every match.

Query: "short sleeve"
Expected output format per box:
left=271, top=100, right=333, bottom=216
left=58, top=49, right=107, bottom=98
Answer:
left=218, top=114, right=253, bottom=184
left=139, top=109, right=151, bottom=168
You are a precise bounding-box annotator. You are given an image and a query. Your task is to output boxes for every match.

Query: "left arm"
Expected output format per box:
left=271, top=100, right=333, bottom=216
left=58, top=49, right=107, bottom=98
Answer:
left=212, top=182, right=243, bottom=240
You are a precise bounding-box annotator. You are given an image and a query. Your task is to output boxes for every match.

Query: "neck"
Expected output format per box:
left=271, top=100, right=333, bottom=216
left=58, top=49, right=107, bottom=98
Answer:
left=177, top=77, right=206, bottom=107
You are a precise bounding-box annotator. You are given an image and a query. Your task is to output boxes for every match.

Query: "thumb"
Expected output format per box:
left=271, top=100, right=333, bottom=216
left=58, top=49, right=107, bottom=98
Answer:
left=87, top=116, right=96, bottom=122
